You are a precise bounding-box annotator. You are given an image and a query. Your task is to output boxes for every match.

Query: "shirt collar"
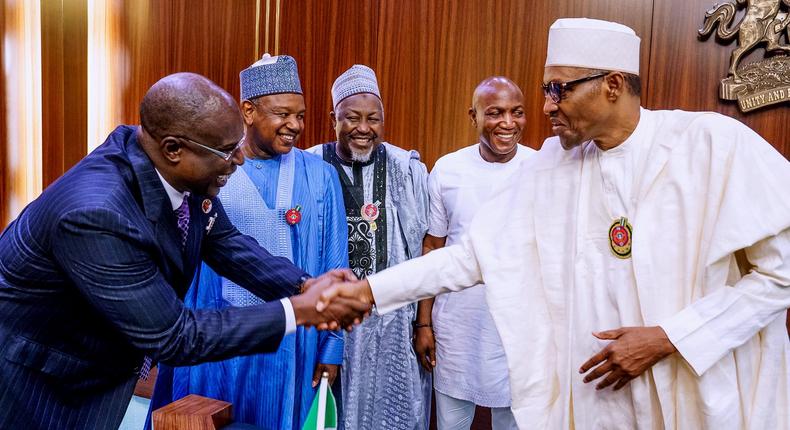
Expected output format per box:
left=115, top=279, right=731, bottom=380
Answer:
left=154, top=168, right=189, bottom=210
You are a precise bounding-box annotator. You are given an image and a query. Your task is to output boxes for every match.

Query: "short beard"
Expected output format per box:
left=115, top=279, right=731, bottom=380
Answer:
left=350, top=146, right=374, bottom=162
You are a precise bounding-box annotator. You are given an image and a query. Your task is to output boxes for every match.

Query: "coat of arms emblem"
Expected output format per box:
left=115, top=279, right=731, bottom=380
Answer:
left=699, top=0, right=790, bottom=111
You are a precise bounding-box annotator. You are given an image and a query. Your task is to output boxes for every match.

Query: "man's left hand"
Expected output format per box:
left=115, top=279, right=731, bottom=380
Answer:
left=312, top=363, right=339, bottom=388
left=579, top=326, right=677, bottom=391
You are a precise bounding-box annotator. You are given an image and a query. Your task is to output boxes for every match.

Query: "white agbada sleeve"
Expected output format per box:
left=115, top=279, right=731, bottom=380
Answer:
left=368, top=161, right=529, bottom=314
left=658, top=117, right=790, bottom=376
left=369, top=162, right=561, bottom=429
left=660, top=230, right=790, bottom=375
left=369, top=234, right=483, bottom=314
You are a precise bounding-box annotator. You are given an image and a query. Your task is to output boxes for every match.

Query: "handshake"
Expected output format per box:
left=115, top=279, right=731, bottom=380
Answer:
left=288, top=269, right=376, bottom=331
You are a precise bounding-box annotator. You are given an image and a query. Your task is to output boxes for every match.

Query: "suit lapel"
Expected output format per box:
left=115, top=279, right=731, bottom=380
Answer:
left=154, top=214, right=186, bottom=275
left=127, top=130, right=186, bottom=278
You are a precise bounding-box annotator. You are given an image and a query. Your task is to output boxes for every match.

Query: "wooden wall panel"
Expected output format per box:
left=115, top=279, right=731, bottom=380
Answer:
left=2, top=0, right=42, bottom=227
left=375, top=0, right=548, bottom=164
left=278, top=0, right=380, bottom=149
left=3, top=2, right=784, bottom=227
left=647, top=0, right=788, bottom=155
left=372, top=0, right=654, bottom=168
left=41, top=0, right=87, bottom=187
left=0, top=1, right=6, bottom=226
left=117, top=0, right=259, bottom=125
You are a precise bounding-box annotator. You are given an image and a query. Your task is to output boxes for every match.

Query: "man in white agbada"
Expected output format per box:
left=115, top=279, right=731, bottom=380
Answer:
left=317, top=18, right=790, bottom=429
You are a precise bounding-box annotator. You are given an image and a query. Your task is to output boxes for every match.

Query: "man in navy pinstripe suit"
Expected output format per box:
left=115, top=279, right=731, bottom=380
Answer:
left=0, top=73, right=367, bottom=429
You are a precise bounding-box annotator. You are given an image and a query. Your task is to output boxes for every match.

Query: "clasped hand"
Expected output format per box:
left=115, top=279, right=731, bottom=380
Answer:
left=313, top=278, right=376, bottom=331
left=289, top=269, right=371, bottom=331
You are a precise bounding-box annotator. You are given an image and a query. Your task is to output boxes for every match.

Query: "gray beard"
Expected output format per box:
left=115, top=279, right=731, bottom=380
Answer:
left=350, top=147, right=374, bottom=162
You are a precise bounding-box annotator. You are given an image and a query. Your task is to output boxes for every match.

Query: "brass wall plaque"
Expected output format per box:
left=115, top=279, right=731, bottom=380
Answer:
left=699, top=0, right=790, bottom=112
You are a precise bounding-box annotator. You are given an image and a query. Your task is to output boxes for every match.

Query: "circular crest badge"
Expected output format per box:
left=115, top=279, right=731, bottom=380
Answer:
left=360, top=202, right=380, bottom=222
left=285, top=205, right=302, bottom=226
left=202, top=199, right=212, bottom=214
left=608, top=217, right=633, bottom=259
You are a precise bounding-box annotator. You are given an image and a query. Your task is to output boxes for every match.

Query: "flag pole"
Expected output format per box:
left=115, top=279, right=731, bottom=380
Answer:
left=316, top=371, right=329, bottom=430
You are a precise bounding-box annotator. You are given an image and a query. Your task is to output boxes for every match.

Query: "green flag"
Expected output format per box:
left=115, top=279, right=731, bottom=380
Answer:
left=302, top=372, right=337, bottom=430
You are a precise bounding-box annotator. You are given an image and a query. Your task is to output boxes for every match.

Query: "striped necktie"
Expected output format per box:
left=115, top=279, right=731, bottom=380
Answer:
left=140, top=195, right=190, bottom=380
left=175, top=195, right=190, bottom=250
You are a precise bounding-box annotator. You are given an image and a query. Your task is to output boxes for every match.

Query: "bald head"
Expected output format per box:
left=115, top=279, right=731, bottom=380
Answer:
left=140, top=72, right=242, bottom=142
left=137, top=73, right=245, bottom=198
left=469, top=76, right=525, bottom=163
left=472, top=76, right=523, bottom=110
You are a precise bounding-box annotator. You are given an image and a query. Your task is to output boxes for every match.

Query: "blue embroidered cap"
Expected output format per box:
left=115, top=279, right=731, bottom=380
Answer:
left=240, top=54, right=303, bottom=101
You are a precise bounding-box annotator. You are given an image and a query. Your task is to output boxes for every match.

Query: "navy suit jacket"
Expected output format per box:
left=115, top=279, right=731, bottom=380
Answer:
left=0, top=126, right=307, bottom=429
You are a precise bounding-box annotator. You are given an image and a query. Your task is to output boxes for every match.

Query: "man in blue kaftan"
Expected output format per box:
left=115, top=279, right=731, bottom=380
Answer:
left=148, top=54, right=348, bottom=429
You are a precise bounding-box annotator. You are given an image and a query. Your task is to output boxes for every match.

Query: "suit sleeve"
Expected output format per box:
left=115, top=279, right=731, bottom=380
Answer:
left=201, top=197, right=307, bottom=301
left=52, top=207, right=287, bottom=365
left=318, top=166, right=348, bottom=365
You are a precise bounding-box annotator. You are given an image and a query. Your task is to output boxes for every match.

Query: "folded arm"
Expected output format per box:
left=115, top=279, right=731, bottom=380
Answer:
left=659, top=228, right=790, bottom=375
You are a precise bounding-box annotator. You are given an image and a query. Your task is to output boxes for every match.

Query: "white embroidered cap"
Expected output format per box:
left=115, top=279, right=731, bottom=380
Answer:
left=331, top=65, right=381, bottom=108
left=545, top=18, right=641, bottom=75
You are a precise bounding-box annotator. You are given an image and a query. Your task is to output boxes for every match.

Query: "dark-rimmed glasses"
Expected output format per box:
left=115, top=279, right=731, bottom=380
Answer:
left=178, top=136, right=244, bottom=161
left=542, top=72, right=609, bottom=103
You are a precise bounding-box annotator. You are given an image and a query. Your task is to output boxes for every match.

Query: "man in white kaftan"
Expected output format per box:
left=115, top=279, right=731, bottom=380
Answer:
left=318, top=18, right=790, bottom=430
left=413, top=77, right=532, bottom=430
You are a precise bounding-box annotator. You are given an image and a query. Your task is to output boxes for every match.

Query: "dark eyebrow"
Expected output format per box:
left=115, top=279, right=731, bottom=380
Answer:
left=268, top=105, right=300, bottom=112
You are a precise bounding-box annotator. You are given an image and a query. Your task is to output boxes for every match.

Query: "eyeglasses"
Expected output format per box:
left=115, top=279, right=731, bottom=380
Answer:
left=541, top=72, right=609, bottom=103
left=179, top=136, right=244, bottom=161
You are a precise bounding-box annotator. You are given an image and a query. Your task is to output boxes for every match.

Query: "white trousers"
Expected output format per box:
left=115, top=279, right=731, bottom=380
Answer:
left=435, top=390, right=518, bottom=430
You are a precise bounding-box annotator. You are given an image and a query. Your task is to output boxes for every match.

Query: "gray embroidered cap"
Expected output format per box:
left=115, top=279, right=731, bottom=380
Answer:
left=240, top=53, right=302, bottom=101
left=331, top=64, right=381, bottom=107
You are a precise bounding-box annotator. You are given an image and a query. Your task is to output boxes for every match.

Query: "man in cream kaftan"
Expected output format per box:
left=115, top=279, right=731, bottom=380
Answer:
left=309, top=65, right=431, bottom=430
left=319, top=18, right=790, bottom=430
left=365, top=102, right=790, bottom=430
